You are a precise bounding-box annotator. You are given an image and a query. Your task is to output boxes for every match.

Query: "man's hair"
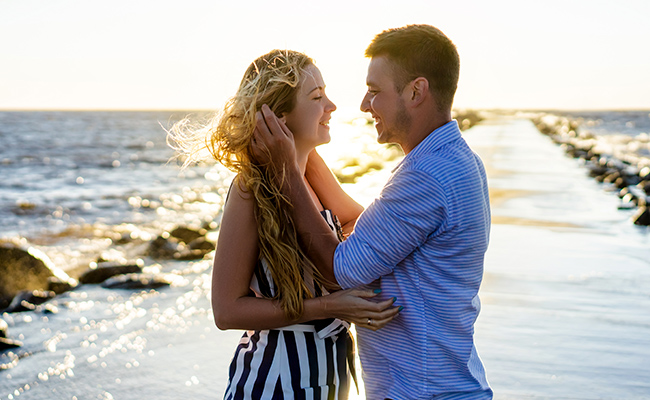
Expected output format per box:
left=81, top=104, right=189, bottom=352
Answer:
left=365, top=24, right=460, bottom=112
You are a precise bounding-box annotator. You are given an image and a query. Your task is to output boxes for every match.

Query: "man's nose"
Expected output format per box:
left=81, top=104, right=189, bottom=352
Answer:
left=360, top=92, right=371, bottom=113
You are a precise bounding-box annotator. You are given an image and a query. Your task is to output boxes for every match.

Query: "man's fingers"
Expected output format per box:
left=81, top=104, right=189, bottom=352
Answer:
left=260, top=104, right=284, bottom=137
left=255, top=110, right=272, bottom=138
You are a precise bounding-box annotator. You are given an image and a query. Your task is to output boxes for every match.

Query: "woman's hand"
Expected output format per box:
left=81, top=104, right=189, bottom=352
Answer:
left=319, top=288, right=402, bottom=331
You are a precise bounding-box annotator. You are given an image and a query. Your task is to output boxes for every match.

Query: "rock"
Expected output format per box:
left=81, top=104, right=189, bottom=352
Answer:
left=0, top=337, right=22, bottom=351
left=170, top=226, right=206, bottom=244
left=3, top=290, right=56, bottom=313
left=0, top=245, right=72, bottom=309
left=147, top=235, right=180, bottom=259
left=188, top=237, right=215, bottom=252
left=101, top=273, right=172, bottom=290
left=79, top=262, right=142, bottom=284
left=0, top=318, right=7, bottom=338
left=47, top=276, right=76, bottom=294
left=642, top=181, right=650, bottom=196
left=147, top=234, right=213, bottom=261
left=587, top=164, right=608, bottom=178
left=173, top=249, right=210, bottom=261
left=632, top=207, right=650, bottom=226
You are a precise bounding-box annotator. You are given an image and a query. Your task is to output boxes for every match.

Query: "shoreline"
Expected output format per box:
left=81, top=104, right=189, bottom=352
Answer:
left=464, top=117, right=650, bottom=399
left=2, top=114, right=649, bottom=399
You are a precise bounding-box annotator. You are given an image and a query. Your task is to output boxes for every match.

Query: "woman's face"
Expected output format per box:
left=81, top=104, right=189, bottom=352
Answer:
left=283, top=65, right=337, bottom=154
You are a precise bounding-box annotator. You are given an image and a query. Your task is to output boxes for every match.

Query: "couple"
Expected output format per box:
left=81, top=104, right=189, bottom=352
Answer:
left=175, top=24, right=492, bottom=399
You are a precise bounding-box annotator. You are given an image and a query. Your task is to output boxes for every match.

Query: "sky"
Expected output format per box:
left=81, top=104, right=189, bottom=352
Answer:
left=1, top=0, right=649, bottom=113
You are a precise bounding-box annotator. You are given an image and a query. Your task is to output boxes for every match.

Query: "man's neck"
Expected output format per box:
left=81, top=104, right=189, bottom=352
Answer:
left=401, top=114, right=452, bottom=154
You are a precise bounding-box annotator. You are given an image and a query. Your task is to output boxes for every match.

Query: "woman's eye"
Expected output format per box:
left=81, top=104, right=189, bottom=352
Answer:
left=314, top=96, right=323, bottom=100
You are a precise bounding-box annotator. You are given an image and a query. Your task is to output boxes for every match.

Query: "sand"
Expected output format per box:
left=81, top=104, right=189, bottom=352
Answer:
left=463, top=117, right=650, bottom=399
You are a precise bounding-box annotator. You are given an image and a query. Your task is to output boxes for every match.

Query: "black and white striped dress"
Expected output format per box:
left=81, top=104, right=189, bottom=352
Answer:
left=224, top=210, right=355, bottom=400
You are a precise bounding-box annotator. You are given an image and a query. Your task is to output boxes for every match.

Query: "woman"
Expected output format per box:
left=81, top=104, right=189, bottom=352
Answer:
left=170, top=50, right=399, bottom=399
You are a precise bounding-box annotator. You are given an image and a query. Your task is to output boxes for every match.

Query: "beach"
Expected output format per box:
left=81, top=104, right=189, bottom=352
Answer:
left=1, top=112, right=650, bottom=399
left=464, top=117, right=650, bottom=399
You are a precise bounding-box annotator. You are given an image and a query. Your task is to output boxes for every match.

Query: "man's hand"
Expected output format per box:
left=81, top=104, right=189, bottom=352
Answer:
left=251, top=104, right=299, bottom=185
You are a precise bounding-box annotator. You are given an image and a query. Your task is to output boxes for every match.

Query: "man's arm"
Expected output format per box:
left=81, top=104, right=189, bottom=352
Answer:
left=252, top=105, right=340, bottom=287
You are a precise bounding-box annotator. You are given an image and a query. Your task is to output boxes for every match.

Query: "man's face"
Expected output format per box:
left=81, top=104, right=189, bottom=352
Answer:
left=360, top=55, right=411, bottom=146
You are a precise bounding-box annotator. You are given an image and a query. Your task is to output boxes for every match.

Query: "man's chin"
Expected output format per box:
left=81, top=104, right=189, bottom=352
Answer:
left=376, top=131, right=389, bottom=144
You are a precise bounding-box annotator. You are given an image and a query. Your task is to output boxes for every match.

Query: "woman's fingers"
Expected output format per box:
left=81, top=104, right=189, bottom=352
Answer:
left=356, top=306, right=401, bottom=331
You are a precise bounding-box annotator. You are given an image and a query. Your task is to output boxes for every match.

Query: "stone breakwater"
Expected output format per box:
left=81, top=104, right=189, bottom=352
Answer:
left=532, top=114, right=650, bottom=226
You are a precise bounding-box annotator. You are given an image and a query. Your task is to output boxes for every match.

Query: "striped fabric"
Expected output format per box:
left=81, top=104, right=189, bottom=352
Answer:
left=225, top=210, right=354, bottom=400
left=334, top=120, right=493, bottom=399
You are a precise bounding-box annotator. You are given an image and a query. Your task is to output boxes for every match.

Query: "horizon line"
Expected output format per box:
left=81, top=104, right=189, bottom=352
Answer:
left=1, top=107, right=649, bottom=113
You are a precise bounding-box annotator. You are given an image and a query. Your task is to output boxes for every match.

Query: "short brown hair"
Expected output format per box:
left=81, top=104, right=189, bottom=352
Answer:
left=365, top=24, right=460, bottom=112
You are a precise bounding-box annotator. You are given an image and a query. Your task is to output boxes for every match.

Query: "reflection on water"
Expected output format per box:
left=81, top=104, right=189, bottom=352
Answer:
left=2, top=110, right=649, bottom=398
left=1, top=110, right=392, bottom=399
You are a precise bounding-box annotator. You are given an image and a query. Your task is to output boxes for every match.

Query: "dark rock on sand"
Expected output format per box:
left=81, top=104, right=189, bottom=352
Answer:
left=101, top=273, right=172, bottom=290
left=0, top=318, right=7, bottom=338
left=170, top=226, right=207, bottom=244
left=188, top=237, right=216, bottom=252
left=633, top=207, right=650, bottom=226
left=79, top=262, right=142, bottom=284
left=642, top=181, right=650, bottom=196
left=3, top=290, right=56, bottom=313
left=0, top=337, right=22, bottom=351
left=147, top=231, right=214, bottom=261
left=147, top=235, right=180, bottom=259
left=47, top=276, right=76, bottom=294
left=0, top=245, right=71, bottom=309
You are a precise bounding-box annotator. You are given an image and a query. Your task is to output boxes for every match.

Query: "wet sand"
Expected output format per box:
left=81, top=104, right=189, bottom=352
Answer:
left=3, top=117, right=648, bottom=400
left=463, top=118, right=650, bottom=399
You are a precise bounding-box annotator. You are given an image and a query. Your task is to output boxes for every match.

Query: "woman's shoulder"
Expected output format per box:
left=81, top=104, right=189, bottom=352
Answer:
left=224, top=175, right=255, bottom=213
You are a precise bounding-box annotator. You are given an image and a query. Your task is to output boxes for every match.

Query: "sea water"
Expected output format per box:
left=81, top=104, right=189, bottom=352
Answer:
left=1, top=110, right=649, bottom=399
left=0, top=110, right=391, bottom=399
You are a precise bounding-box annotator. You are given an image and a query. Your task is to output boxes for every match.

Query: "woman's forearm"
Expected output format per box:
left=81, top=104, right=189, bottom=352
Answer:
left=306, top=150, right=364, bottom=227
left=213, top=295, right=328, bottom=331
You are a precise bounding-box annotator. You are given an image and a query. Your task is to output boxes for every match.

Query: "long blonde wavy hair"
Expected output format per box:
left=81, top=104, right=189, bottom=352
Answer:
left=169, top=50, right=322, bottom=320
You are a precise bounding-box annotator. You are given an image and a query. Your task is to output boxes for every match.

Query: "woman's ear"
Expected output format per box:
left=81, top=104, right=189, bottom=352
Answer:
left=279, top=114, right=287, bottom=123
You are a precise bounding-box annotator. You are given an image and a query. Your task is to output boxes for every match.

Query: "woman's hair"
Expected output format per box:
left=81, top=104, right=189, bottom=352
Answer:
left=168, top=49, right=320, bottom=320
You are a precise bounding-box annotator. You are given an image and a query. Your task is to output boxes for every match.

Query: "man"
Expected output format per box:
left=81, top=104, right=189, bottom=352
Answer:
left=253, top=24, right=492, bottom=399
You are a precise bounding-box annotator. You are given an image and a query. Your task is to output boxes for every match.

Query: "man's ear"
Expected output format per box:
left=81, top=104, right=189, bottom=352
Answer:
left=408, top=77, right=429, bottom=107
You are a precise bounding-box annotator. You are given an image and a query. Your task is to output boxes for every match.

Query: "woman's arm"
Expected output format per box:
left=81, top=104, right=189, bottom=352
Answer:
left=211, top=178, right=398, bottom=331
left=305, top=150, right=364, bottom=235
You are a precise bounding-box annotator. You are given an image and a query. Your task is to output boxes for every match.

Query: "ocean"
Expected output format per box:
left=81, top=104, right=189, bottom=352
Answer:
left=0, top=110, right=396, bottom=399
left=1, top=110, right=649, bottom=399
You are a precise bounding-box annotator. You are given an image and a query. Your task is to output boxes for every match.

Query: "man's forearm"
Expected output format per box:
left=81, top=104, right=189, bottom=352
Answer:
left=284, top=165, right=340, bottom=287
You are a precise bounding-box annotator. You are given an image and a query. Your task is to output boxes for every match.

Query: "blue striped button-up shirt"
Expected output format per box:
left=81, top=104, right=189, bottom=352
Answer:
left=334, top=120, right=492, bottom=399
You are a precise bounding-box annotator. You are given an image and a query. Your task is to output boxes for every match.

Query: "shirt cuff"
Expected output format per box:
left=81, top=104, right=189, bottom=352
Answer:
left=333, top=244, right=355, bottom=289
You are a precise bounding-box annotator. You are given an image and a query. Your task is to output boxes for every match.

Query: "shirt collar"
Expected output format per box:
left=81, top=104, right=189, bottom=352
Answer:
left=392, top=120, right=461, bottom=171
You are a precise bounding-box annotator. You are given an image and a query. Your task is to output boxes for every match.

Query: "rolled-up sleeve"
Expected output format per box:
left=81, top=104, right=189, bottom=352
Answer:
left=334, top=168, right=448, bottom=289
